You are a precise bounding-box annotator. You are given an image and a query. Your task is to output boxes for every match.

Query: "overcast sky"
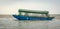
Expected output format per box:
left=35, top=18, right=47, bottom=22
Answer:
left=0, top=0, right=60, bottom=15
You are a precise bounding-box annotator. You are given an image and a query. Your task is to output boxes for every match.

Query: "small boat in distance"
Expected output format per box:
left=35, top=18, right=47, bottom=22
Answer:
left=13, top=9, right=54, bottom=20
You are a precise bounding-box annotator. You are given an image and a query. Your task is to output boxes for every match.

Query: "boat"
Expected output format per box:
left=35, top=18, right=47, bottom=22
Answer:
left=13, top=9, right=54, bottom=20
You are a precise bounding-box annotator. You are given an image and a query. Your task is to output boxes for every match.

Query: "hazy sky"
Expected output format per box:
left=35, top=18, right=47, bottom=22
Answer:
left=0, top=0, right=60, bottom=15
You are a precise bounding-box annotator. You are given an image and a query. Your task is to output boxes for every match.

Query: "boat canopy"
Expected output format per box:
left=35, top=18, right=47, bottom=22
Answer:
left=18, top=9, right=49, bottom=14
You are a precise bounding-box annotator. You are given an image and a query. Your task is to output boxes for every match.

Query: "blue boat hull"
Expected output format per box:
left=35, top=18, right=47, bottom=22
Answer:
left=13, top=15, right=54, bottom=20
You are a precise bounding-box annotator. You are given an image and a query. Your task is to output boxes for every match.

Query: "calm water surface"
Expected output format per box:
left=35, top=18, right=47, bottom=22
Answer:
left=0, top=18, right=60, bottom=29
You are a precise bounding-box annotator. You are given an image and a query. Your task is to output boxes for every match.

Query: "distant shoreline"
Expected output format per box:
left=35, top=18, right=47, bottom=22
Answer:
left=0, top=14, right=60, bottom=19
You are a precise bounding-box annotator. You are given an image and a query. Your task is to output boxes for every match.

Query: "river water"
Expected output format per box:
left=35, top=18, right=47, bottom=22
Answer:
left=0, top=18, right=60, bottom=29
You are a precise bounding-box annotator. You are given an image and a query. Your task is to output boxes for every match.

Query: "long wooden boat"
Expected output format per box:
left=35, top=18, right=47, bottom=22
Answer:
left=13, top=9, right=54, bottom=20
